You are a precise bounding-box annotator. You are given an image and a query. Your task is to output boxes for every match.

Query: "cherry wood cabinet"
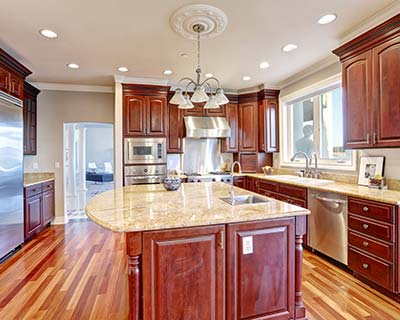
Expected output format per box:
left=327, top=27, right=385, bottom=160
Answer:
left=259, top=91, right=280, bottom=153
left=333, top=14, right=400, bottom=149
left=142, top=225, right=225, bottom=320
left=184, top=103, right=204, bottom=116
left=0, top=49, right=31, bottom=100
left=222, top=103, right=239, bottom=153
left=227, top=218, right=295, bottom=319
left=246, top=176, right=259, bottom=193
left=24, top=180, right=55, bottom=241
left=206, top=105, right=225, bottom=117
left=233, top=176, right=247, bottom=189
left=122, top=84, right=169, bottom=138
left=23, top=82, right=40, bottom=155
left=239, top=101, right=258, bottom=152
left=167, top=103, right=184, bottom=153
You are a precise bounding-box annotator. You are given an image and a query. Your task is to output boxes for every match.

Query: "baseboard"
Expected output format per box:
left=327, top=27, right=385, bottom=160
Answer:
left=51, top=216, right=68, bottom=225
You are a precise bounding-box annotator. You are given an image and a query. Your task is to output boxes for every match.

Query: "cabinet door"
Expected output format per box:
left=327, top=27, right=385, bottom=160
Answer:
left=259, top=99, right=279, bottom=152
left=124, top=95, right=147, bottom=136
left=146, top=96, right=167, bottom=136
left=342, top=51, right=373, bottom=148
left=246, top=177, right=259, bottom=193
left=143, top=225, right=225, bottom=320
left=23, top=93, right=37, bottom=155
left=0, top=67, right=9, bottom=92
left=24, top=195, right=42, bottom=239
left=233, top=176, right=247, bottom=189
left=206, top=105, right=225, bottom=117
left=227, top=218, right=295, bottom=319
left=372, top=37, right=400, bottom=147
left=222, top=103, right=239, bottom=152
left=239, top=102, right=257, bottom=152
left=184, top=103, right=205, bottom=116
left=9, top=74, right=23, bottom=99
left=42, top=190, right=55, bottom=225
left=167, top=103, right=184, bottom=153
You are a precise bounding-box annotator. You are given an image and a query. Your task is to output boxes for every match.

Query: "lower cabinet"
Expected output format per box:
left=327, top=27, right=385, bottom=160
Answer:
left=227, top=218, right=295, bottom=319
left=24, top=180, right=55, bottom=241
left=233, top=176, right=247, bottom=189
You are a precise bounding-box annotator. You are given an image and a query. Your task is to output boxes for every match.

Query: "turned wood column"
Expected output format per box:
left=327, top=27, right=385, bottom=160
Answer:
left=126, top=232, right=143, bottom=320
left=295, top=215, right=307, bottom=320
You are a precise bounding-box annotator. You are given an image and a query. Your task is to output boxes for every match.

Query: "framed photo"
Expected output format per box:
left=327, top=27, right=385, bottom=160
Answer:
left=358, top=156, right=385, bottom=186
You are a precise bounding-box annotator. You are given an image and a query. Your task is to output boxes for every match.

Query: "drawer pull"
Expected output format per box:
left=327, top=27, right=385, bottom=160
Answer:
left=362, top=241, right=369, bottom=247
left=363, top=206, right=369, bottom=212
left=362, top=263, right=369, bottom=269
left=362, top=224, right=369, bottom=230
left=32, top=189, right=37, bottom=192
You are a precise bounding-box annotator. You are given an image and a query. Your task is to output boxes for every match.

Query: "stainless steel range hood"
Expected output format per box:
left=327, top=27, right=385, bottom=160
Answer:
left=184, top=116, right=231, bottom=138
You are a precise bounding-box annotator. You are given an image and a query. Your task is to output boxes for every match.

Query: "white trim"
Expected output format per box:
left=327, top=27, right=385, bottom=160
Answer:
left=51, top=216, right=68, bottom=225
left=114, top=75, right=170, bottom=86
left=114, top=82, right=123, bottom=189
left=29, top=82, right=114, bottom=93
left=339, top=1, right=400, bottom=44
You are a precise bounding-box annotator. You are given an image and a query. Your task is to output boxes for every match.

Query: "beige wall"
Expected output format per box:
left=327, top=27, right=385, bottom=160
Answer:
left=24, top=90, right=114, bottom=221
left=277, top=62, right=400, bottom=180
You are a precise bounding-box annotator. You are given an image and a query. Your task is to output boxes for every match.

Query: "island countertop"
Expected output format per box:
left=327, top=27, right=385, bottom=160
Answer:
left=85, top=182, right=310, bottom=232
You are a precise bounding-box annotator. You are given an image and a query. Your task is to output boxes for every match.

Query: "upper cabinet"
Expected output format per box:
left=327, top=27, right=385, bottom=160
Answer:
left=258, top=90, right=280, bottom=153
left=0, top=49, right=31, bottom=100
left=238, top=96, right=258, bottom=152
left=222, top=103, right=239, bottom=153
left=23, top=82, right=40, bottom=155
left=167, top=103, right=185, bottom=153
left=122, top=84, right=169, bottom=137
left=333, top=14, right=400, bottom=149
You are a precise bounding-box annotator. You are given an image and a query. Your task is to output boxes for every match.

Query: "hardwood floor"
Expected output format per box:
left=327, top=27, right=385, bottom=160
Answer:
left=0, top=220, right=399, bottom=319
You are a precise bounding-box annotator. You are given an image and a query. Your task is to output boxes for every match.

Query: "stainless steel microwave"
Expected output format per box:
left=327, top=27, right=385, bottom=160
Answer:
left=124, top=137, right=167, bottom=164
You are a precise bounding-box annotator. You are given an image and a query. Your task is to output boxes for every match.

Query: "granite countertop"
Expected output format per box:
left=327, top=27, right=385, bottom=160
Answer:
left=245, top=174, right=400, bottom=205
left=24, top=172, right=55, bottom=187
left=85, top=182, right=309, bottom=233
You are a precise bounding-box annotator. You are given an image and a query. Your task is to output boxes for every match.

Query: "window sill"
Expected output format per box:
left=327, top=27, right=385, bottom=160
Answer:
left=280, top=161, right=357, bottom=172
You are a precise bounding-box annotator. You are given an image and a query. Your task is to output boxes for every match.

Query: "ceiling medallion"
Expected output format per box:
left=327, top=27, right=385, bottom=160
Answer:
left=169, top=4, right=229, bottom=109
left=170, top=4, right=228, bottom=40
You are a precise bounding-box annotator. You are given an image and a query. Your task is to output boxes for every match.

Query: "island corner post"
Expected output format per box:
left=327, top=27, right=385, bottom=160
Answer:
left=124, top=214, right=308, bottom=320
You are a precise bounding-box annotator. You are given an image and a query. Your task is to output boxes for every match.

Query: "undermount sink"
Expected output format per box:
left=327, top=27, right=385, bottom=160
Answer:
left=220, top=195, right=270, bottom=206
left=269, top=175, right=333, bottom=185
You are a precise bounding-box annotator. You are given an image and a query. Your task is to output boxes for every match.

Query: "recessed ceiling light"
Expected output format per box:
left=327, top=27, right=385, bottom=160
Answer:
left=281, top=44, right=298, bottom=53
left=181, top=53, right=188, bottom=58
left=205, top=73, right=213, bottom=78
left=66, top=63, right=80, bottom=69
left=259, top=61, right=270, bottom=69
left=242, top=76, right=251, bottom=81
left=163, top=70, right=173, bottom=75
left=39, top=29, right=58, bottom=39
left=117, top=66, right=129, bottom=72
left=318, top=14, right=337, bottom=25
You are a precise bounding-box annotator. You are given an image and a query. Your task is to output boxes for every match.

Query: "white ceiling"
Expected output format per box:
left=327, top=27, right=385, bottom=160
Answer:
left=0, top=0, right=397, bottom=90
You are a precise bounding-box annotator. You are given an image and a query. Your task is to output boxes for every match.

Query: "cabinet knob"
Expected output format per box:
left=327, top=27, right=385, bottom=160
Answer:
left=362, top=263, right=369, bottom=269
left=372, top=133, right=377, bottom=145
left=363, top=206, right=369, bottom=212
left=366, top=133, right=371, bottom=144
left=362, top=224, right=369, bottom=230
left=363, top=241, right=369, bottom=247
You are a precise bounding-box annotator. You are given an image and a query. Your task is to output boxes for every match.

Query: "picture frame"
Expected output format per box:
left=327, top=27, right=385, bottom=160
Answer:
left=358, top=156, right=385, bottom=186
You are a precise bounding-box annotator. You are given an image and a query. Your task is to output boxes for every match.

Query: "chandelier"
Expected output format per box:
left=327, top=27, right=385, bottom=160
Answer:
left=169, top=24, right=229, bottom=109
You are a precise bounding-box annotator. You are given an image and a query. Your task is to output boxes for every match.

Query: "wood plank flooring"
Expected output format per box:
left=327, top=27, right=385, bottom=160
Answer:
left=0, top=220, right=399, bottom=319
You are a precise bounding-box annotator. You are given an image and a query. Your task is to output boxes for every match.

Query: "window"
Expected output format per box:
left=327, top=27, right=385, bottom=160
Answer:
left=281, top=79, right=356, bottom=170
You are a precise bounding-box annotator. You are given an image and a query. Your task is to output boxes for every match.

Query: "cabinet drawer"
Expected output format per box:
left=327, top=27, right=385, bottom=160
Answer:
left=258, top=180, right=279, bottom=193
left=348, top=231, right=393, bottom=262
left=348, top=197, right=394, bottom=223
left=348, top=215, right=393, bottom=242
left=42, top=180, right=54, bottom=192
left=279, top=183, right=307, bottom=200
left=25, top=183, right=42, bottom=198
left=348, top=247, right=393, bottom=291
left=279, top=195, right=307, bottom=208
left=258, top=189, right=280, bottom=200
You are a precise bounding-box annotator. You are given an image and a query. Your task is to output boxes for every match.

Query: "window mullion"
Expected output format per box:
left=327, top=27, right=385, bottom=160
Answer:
left=313, top=95, right=320, bottom=159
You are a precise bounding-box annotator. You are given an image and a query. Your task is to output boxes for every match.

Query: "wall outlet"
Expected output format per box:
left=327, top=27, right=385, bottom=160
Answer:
left=242, top=236, right=253, bottom=255
left=55, top=162, right=60, bottom=169
left=33, top=162, right=39, bottom=170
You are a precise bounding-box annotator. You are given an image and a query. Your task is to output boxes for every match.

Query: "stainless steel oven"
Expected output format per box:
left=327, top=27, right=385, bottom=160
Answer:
left=124, top=165, right=167, bottom=185
left=124, top=137, right=166, bottom=165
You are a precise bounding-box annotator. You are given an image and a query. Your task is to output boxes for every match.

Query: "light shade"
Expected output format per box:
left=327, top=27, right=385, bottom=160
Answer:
left=204, top=95, right=220, bottom=109
left=170, top=89, right=187, bottom=105
left=191, top=86, right=209, bottom=103
left=215, top=88, right=229, bottom=105
left=178, top=94, right=194, bottom=109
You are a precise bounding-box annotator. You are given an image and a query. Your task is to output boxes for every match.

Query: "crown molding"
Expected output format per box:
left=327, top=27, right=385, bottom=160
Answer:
left=29, top=82, right=114, bottom=93
left=114, top=75, right=170, bottom=86
left=339, top=1, right=400, bottom=44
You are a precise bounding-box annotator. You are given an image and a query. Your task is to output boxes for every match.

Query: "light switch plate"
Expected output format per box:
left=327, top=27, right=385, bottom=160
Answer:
left=55, top=162, right=60, bottom=168
left=33, top=162, right=39, bottom=169
left=242, top=236, right=253, bottom=255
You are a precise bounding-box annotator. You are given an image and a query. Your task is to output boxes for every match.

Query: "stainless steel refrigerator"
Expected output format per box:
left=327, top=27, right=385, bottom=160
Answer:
left=0, top=91, right=24, bottom=261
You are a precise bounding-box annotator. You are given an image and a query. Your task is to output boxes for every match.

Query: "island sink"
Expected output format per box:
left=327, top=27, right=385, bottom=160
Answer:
left=220, top=194, right=270, bottom=205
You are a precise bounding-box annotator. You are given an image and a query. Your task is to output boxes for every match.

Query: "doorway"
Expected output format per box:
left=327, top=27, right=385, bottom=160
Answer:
left=63, top=122, right=114, bottom=219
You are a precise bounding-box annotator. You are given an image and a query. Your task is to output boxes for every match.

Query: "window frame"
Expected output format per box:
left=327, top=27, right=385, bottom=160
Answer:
left=279, top=73, right=357, bottom=171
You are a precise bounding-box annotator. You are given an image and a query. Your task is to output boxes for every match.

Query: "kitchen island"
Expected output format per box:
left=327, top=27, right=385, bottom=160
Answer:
left=86, top=182, right=310, bottom=320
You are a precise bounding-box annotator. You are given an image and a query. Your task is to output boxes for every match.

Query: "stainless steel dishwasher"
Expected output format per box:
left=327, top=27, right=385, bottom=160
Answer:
left=308, top=190, right=348, bottom=265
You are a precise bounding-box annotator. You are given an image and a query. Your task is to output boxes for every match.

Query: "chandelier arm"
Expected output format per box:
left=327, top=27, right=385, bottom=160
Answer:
left=201, top=77, right=221, bottom=89
left=204, top=82, right=213, bottom=95
left=183, top=80, right=197, bottom=94
left=178, top=77, right=196, bottom=86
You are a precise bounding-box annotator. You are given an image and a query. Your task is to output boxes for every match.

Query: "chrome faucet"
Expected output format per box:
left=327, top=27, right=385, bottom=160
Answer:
left=309, top=152, right=319, bottom=179
left=230, top=161, right=242, bottom=200
left=291, top=152, right=310, bottom=177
